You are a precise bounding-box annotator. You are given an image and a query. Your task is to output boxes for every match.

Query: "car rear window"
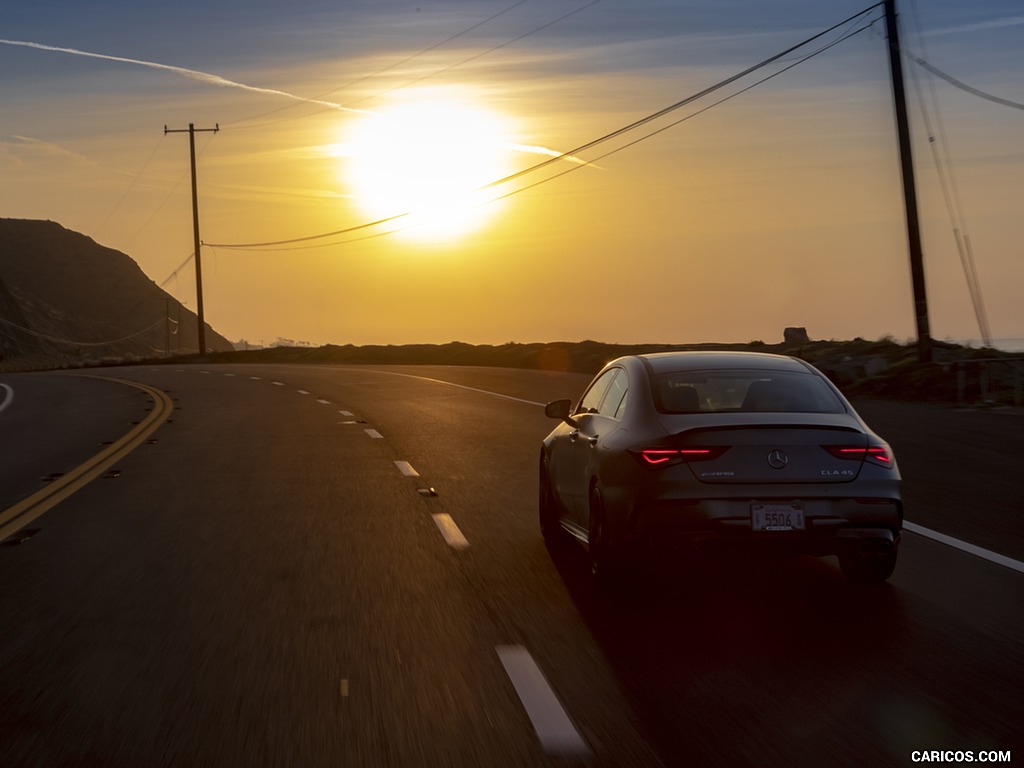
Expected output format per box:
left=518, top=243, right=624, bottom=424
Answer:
left=652, top=369, right=845, bottom=414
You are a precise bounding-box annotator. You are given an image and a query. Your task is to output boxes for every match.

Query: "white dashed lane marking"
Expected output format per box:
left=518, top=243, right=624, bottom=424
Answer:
left=364, top=429, right=383, bottom=439
left=394, top=461, right=420, bottom=477
left=432, top=514, right=469, bottom=549
left=297, top=390, right=310, bottom=395
left=339, top=410, right=353, bottom=416
left=317, top=398, right=331, bottom=405
left=496, top=645, right=590, bottom=758
left=272, top=381, right=285, bottom=386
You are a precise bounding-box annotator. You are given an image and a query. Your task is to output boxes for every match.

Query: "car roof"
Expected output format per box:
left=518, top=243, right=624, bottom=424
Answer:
left=633, top=351, right=814, bottom=375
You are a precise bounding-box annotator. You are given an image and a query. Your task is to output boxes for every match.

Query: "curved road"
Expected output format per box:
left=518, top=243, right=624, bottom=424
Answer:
left=1, top=364, right=1021, bottom=767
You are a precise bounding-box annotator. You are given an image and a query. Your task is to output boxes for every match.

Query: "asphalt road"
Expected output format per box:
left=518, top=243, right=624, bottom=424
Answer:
left=1, top=363, right=1021, bottom=768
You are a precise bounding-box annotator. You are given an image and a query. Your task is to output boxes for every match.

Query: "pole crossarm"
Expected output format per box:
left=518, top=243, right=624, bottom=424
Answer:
left=163, top=123, right=219, bottom=355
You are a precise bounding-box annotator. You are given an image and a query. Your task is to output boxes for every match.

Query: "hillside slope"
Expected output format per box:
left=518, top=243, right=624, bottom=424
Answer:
left=0, top=219, right=232, bottom=370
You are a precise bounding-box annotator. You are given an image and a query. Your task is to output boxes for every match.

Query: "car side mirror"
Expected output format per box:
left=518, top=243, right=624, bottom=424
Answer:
left=545, top=399, right=578, bottom=427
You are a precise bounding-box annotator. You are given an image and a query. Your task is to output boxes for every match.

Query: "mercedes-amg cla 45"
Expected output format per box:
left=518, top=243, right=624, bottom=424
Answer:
left=540, top=352, right=902, bottom=585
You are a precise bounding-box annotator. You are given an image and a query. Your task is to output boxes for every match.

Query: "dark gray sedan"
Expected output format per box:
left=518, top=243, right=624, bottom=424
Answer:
left=539, top=351, right=902, bottom=585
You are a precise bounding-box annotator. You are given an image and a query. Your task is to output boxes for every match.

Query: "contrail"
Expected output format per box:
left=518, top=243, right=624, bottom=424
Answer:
left=507, top=143, right=597, bottom=168
left=0, top=38, right=368, bottom=113
left=3, top=38, right=591, bottom=167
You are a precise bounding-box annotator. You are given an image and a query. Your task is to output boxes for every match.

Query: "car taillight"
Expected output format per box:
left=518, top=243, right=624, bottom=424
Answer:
left=823, top=444, right=894, bottom=468
left=634, top=446, right=728, bottom=467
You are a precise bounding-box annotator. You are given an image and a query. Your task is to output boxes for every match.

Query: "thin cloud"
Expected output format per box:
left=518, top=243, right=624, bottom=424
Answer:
left=2, top=134, right=93, bottom=165
left=928, top=15, right=1024, bottom=36
left=0, top=38, right=368, bottom=114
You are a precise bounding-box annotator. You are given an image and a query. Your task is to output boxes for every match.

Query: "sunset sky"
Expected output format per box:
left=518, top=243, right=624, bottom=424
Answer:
left=2, top=0, right=1021, bottom=349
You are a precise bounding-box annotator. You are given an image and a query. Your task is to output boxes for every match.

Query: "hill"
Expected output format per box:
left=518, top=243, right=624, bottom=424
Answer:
left=0, top=219, right=233, bottom=370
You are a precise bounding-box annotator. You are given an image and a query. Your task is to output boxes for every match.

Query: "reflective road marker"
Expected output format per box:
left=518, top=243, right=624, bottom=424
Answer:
left=0, top=377, right=173, bottom=542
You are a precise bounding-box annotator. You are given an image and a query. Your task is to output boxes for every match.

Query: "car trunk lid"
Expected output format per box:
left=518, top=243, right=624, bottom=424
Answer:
left=660, top=414, right=868, bottom=484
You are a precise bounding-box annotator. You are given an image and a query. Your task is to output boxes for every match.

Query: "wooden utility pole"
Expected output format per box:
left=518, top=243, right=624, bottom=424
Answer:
left=164, top=122, right=219, bottom=355
left=883, top=0, right=932, bottom=362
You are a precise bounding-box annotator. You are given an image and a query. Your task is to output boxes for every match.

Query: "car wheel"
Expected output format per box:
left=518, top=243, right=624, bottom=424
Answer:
left=587, top=486, right=622, bottom=587
left=839, top=540, right=899, bottom=585
left=539, top=459, right=562, bottom=546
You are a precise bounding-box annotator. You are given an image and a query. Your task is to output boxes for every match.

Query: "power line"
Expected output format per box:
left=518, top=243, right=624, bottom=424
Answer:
left=121, top=133, right=217, bottom=252
left=216, top=22, right=875, bottom=258
left=905, top=52, right=1024, bottom=111
left=0, top=314, right=165, bottom=348
left=489, top=17, right=882, bottom=201
left=95, top=133, right=166, bottom=239
left=905, top=0, right=991, bottom=345
left=157, top=252, right=197, bottom=290
left=205, top=3, right=882, bottom=251
left=341, top=0, right=605, bottom=110
left=226, top=0, right=532, bottom=128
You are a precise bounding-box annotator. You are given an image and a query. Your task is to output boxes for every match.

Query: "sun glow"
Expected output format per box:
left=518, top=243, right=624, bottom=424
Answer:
left=338, top=93, right=513, bottom=239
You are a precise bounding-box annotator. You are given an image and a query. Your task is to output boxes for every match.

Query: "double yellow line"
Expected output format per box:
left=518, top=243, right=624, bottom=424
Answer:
left=0, top=376, right=174, bottom=543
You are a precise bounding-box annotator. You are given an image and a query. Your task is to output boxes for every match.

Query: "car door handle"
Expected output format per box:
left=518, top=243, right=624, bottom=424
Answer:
left=588, top=436, right=599, bottom=446
left=568, top=429, right=580, bottom=441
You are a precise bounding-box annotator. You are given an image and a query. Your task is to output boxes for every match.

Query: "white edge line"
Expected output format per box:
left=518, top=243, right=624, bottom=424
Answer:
left=432, top=513, right=469, bottom=549
left=904, top=521, right=1024, bottom=574
left=0, top=383, right=14, bottom=414
left=364, top=428, right=383, bottom=439
left=394, top=461, right=420, bottom=477
left=322, top=367, right=546, bottom=407
left=496, top=645, right=590, bottom=757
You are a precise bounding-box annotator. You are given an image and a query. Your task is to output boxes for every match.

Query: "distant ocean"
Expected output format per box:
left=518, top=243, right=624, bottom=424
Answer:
left=948, top=337, right=1024, bottom=353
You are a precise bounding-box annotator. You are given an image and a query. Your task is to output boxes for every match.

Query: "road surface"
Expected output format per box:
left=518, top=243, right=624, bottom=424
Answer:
left=1, top=364, right=1021, bottom=767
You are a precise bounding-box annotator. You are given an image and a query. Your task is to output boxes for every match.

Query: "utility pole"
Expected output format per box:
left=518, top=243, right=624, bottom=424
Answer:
left=164, top=122, right=219, bottom=355
left=883, top=0, right=932, bottom=363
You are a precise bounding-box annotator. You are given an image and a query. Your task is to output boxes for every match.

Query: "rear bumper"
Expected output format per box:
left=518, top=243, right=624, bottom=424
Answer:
left=622, top=497, right=902, bottom=558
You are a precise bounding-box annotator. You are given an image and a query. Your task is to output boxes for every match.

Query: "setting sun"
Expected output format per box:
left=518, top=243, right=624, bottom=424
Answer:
left=338, top=92, right=513, bottom=240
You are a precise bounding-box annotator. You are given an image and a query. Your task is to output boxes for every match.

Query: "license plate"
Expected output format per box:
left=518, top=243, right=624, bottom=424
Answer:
left=751, top=503, right=805, bottom=531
